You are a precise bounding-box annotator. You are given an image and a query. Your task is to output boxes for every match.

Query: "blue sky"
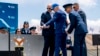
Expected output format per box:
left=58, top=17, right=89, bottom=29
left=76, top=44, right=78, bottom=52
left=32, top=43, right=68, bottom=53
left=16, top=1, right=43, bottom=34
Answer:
left=0, top=0, right=100, bottom=33
left=0, top=0, right=100, bottom=19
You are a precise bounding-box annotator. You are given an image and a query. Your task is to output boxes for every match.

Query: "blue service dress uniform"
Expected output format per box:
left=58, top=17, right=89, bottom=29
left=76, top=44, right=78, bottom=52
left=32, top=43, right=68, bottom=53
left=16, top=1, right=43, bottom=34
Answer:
left=67, top=12, right=88, bottom=56
left=45, top=10, right=67, bottom=56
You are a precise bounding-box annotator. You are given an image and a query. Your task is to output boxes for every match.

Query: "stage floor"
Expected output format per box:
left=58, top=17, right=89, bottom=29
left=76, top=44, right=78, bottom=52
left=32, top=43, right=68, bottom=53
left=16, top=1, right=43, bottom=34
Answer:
left=66, top=50, right=100, bottom=56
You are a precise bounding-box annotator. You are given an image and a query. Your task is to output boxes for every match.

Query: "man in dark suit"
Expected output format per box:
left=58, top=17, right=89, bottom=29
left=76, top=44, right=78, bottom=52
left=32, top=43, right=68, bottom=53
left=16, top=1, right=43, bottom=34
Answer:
left=73, top=3, right=88, bottom=56
left=73, top=3, right=87, bottom=25
left=40, top=4, right=55, bottom=56
left=63, top=4, right=88, bottom=56
left=43, top=3, right=67, bottom=56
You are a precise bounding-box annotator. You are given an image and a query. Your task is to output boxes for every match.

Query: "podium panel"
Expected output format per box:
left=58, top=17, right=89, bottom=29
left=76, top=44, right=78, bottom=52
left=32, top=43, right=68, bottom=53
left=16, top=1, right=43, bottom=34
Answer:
left=92, top=34, right=100, bottom=45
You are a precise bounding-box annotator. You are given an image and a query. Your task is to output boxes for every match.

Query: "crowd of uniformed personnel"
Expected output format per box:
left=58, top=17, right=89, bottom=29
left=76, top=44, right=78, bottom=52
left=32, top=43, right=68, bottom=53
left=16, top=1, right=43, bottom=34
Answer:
left=0, top=21, right=37, bottom=35
left=15, top=21, right=37, bottom=35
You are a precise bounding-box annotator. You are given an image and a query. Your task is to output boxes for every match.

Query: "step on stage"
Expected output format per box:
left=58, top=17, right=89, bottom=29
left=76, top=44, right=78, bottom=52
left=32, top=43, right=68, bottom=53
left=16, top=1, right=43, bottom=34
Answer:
left=0, top=51, right=22, bottom=56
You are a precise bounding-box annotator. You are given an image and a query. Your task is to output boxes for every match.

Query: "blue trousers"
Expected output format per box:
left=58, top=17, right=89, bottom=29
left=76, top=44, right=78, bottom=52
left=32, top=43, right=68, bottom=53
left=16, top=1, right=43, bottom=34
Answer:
left=73, top=33, right=87, bottom=56
left=55, top=33, right=67, bottom=56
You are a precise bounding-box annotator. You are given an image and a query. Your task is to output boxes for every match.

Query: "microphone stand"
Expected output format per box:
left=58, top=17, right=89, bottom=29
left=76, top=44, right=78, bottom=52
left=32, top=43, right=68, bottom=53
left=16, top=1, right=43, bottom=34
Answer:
left=8, top=28, right=10, bottom=51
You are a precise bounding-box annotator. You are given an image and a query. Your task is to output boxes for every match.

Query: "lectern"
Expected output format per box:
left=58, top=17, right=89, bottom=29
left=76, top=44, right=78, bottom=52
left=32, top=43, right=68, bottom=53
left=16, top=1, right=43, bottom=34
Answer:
left=92, top=34, right=100, bottom=56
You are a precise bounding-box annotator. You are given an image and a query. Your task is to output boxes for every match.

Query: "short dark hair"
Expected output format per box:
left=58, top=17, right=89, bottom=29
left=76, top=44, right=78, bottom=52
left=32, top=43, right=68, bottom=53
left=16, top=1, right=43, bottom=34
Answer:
left=73, top=3, right=79, bottom=5
left=15, top=29, right=21, bottom=34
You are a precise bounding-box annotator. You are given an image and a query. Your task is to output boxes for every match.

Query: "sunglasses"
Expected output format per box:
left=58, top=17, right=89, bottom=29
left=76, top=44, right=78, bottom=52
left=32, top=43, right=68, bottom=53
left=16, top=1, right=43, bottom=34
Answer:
left=47, top=8, right=52, bottom=10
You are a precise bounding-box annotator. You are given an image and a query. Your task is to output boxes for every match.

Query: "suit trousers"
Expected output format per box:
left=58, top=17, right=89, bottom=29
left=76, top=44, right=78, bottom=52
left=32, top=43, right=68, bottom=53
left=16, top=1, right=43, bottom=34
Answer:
left=55, top=33, right=67, bottom=56
left=73, top=33, right=87, bottom=56
left=42, top=35, right=55, bottom=56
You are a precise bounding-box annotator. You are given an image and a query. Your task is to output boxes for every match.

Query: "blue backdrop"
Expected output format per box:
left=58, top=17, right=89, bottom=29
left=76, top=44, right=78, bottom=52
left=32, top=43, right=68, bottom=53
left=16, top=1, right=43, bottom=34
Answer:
left=0, top=2, right=18, bottom=33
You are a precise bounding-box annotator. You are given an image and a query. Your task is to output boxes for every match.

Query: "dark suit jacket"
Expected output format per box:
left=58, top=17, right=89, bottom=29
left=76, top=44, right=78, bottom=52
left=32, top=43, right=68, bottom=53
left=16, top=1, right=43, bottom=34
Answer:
left=40, top=11, right=55, bottom=36
left=45, top=10, right=67, bottom=33
left=78, top=10, right=87, bottom=26
left=68, top=13, right=88, bottom=34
